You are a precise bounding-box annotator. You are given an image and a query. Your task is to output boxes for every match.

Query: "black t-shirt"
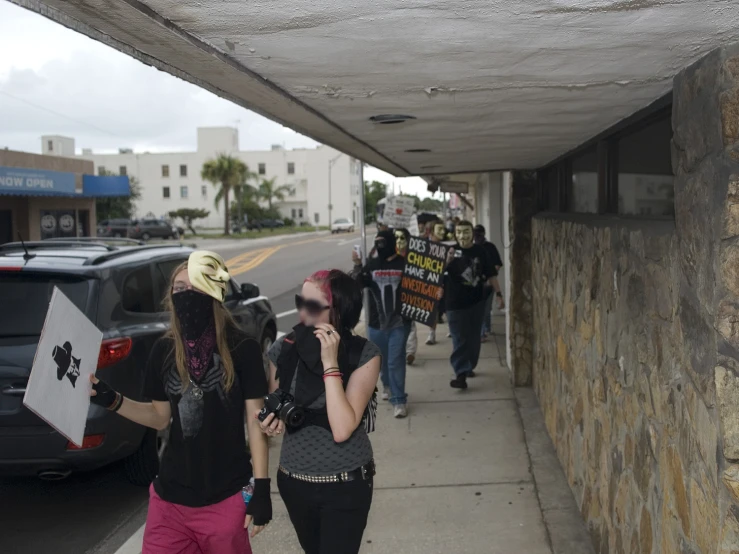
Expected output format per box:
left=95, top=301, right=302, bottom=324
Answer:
left=445, top=244, right=496, bottom=310
left=358, top=255, right=406, bottom=330
left=482, top=241, right=503, bottom=269
left=143, top=331, right=268, bottom=507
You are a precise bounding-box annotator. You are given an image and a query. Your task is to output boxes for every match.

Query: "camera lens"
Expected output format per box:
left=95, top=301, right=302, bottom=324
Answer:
left=282, top=405, right=305, bottom=428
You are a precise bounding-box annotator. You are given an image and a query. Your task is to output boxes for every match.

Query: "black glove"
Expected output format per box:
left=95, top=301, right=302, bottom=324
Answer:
left=91, top=378, right=121, bottom=411
left=246, top=478, right=273, bottom=526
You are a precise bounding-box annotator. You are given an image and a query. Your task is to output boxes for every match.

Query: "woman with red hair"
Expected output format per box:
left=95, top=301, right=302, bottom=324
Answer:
left=257, top=269, right=381, bottom=554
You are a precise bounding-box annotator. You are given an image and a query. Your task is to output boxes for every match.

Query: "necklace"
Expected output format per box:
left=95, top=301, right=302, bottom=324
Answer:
left=189, top=377, right=204, bottom=400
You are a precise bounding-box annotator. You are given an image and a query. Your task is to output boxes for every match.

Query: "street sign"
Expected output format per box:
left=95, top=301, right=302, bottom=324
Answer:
left=23, top=287, right=102, bottom=447
left=440, top=181, right=469, bottom=194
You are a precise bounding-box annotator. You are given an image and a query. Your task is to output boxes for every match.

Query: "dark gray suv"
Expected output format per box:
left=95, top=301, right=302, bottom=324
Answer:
left=0, top=239, right=276, bottom=485
left=127, top=219, right=179, bottom=241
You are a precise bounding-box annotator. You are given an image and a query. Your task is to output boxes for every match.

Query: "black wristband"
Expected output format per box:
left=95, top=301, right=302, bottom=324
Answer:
left=91, top=378, right=120, bottom=410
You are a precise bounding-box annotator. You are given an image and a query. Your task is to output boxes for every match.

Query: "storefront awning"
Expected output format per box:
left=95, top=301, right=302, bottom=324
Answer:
left=82, top=174, right=130, bottom=197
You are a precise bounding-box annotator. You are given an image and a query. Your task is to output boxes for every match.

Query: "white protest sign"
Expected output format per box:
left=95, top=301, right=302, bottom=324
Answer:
left=383, top=196, right=416, bottom=230
left=23, top=287, right=102, bottom=446
left=408, top=216, right=420, bottom=237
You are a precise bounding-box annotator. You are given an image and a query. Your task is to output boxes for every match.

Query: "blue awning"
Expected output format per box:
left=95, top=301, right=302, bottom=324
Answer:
left=82, top=175, right=130, bottom=197
left=0, top=166, right=77, bottom=196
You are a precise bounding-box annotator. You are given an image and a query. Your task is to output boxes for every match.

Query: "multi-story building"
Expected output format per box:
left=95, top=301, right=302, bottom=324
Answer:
left=43, top=127, right=363, bottom=228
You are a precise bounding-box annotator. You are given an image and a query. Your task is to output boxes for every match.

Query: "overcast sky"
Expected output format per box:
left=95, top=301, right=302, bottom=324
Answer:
left=0, top=1, right=428, bottom=197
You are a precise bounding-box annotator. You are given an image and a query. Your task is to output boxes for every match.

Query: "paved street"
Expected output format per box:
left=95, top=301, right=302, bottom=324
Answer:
left=0, top=229, right=366, bottom=554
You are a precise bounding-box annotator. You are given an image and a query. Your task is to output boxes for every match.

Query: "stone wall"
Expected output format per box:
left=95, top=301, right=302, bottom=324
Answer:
left=509, top=170, right=538, bottom=386
left=531, top=43, right=739, bottom=554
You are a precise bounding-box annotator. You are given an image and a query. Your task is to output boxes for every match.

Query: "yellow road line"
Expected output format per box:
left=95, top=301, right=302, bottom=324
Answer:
left=225, top=247, right=269, bottom=267
left=230, top=246, right=282, bottom=276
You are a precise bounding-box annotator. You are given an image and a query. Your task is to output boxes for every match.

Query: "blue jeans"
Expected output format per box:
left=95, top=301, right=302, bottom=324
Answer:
left=481, top=291, right=494, bottom=336
left=448, top=302, right=486, bottom=377
left=368, top=321, right=411, bottom=406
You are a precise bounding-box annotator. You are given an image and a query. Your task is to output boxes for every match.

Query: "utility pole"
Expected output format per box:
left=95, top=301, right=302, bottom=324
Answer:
left=328, top=153, right=342, bottom=226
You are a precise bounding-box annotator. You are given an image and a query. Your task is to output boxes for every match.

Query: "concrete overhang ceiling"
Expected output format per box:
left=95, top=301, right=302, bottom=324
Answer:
left=13, top=0, right=739, bottom=177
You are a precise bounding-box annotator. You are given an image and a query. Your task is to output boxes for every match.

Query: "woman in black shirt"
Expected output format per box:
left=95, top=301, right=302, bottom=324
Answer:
left=258, top=269, right=381, bottom=554
left=89, top=250, right=271, bottom=554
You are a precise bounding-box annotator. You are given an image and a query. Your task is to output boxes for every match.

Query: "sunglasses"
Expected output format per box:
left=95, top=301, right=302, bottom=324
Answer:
left=295, top=294, right=330, bottom=316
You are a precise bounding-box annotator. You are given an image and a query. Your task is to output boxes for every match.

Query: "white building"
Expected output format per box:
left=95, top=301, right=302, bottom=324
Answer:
left=43, top=127, right=363, bottom=228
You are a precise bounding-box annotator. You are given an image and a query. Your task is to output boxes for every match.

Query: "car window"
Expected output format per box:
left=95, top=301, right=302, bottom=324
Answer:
left=154, top=259, right=187, bottom=308
left=0, top=274, right=91, bottom=337
left=121, top=265, right=157, bottom=313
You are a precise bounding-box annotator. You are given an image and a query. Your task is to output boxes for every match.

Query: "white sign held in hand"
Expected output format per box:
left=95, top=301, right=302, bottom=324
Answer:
left=23, top=287, right=103, bottom=447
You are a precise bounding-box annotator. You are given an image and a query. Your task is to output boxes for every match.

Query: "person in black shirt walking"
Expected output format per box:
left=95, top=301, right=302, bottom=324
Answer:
left=473, top=224, right=505, bottom=340
left=445, top=221, right=496, bottom=390
left=89, top=251, right=271, bottom=554
left=354, top=229, right=412, bottom=417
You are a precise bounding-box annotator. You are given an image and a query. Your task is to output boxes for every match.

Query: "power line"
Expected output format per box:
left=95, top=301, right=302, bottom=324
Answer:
left=0, top=88, right=125, bottom=139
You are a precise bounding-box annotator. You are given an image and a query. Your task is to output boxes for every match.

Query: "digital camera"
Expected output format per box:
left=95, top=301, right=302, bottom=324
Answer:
left=257, top=389, right=305, bottom=428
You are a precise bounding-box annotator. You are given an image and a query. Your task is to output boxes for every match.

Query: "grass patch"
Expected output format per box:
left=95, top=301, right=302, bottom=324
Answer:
left=193, top=226, right=330, bottom=240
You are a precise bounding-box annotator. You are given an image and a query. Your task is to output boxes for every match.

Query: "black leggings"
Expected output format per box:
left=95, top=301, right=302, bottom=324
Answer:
left=277, top=471, right=373, bottom=554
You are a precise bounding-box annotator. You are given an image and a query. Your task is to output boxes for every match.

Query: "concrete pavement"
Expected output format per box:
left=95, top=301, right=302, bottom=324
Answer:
left=116, top=314, right=594, bottom=554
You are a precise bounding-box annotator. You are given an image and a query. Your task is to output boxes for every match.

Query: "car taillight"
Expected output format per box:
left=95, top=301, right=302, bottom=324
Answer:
left=107, top=226, right=111, bottom=231
left=0, top=267, right=22, bottom=272
left=67, top=434, right=105, bottom=450
left=97, top=337, right=133, bottom=369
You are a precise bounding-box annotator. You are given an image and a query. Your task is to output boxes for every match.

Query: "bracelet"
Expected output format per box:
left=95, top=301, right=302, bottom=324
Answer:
left=108, top=392, right=124, bottom=412
left=322, top=373, right=342, bottom=382
left=323, top=367, right=340, bottom=374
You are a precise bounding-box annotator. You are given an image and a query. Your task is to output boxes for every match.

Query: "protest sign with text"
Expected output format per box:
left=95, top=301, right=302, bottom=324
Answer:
left=399, top=237, right=448, bottom=326
left=383, top=196, right=416, bottom=230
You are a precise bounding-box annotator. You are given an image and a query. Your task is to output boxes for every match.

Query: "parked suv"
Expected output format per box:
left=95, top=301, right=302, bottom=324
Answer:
left=97, top=219, right=131, bottom=238
left=0, top=239, right=277, bottom=485
left=127, top=219, right=179, bottom=241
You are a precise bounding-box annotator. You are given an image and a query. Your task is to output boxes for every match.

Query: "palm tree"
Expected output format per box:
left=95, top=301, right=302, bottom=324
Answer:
left=201, top=154, right=248, bottom=235
left=258, top=177, right=293, bottom=210
left=232, top=166, right=258, bottom=225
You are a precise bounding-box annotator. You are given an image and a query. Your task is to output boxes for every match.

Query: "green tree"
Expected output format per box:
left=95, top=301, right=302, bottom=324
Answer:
left=201, top=154, right=249, bottom=235
left=258, top=177, right=292, bottom=210
left=364, top=180, right=387, bottom=221
left=95, top=170, right=142, bottom=221
left=167, top=208, right=210, bottom=235
left=418, top=197, right=444, bottom=212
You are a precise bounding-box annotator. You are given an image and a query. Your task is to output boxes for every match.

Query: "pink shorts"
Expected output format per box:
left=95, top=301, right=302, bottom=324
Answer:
left=143, top=484, right=252, bottom=554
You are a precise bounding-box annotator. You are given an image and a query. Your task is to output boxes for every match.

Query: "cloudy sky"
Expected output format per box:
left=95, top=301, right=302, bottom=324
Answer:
left=0, top=1, right=428, bottom=197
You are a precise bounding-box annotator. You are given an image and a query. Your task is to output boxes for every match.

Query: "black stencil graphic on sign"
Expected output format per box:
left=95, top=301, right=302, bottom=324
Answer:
left=52, top=341, right=81, bottom=388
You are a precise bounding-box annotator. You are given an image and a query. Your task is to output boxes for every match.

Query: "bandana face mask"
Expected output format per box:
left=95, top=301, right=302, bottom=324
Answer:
left=187, top=250, right=231, bottom=302
left=455, top=225, right=474, bottom=249
left=432, top=223, right=447, bottom=241
left=395, top=231, right=408, bottom=253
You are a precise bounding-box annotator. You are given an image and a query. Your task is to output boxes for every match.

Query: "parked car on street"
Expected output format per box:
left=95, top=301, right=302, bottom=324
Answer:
left=246, top=219, right=286, bottom=231
left=0, top=239, right=277, bottom=485
left=127, top=219, right=179, bottom=241
left=331, top=218, right=355, bottom=233
left=97, top=219, right=131, bottom=238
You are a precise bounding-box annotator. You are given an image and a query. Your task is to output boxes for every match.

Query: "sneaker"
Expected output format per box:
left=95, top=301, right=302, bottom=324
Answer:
left=450, top=375, right=468, bottom=389
left=406, top=354, right=415, bottom=365
left=381, top=386, right=390, bottom=401
left=394, top=404, right=408, bottom=418
left=447, top=332, right=452, bottom=338
left=426, top=330, right=436, bottom=345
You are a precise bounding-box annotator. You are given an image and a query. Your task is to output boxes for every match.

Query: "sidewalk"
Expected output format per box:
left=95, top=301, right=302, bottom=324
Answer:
left=115, top=315, right=594, bottom=554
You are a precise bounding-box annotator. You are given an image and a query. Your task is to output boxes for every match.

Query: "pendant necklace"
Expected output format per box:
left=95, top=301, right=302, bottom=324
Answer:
left=189, top=377, right=204, bottom=400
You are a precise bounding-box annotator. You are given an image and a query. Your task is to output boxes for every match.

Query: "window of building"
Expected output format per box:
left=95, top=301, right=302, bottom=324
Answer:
left=180, top=164, right=187, bottom=177
left=47, top=140, right=53, bottom=152
left=292, top=208, right=297, bottom=218
left=119, top=166, right=127, bottom=176
left=258, top=163, right=266, bottom=175
left=180, top=186, right=188, bottom=199
left=162, top=165, right=170, bottom=178
left=314, top=213, right=319, bottom=224
left=617, top=115, right=674, bottom=217
left=163, top=186, right=170, bottom=199
left=299, top=208, right=304, bottom=218
left=98, top=166, right=106, bottom=176
left=201, top=185, right=207, bottom=198
left=122, top=266, right=157, bottom=313
left=568, top=146, right=599, bottom=214
left=287, top=162, right=295, bottom=175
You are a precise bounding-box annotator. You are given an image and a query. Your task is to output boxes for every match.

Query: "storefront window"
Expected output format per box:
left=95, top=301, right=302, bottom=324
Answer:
left=617, top=116, right=674, bottom=216
left=568, top=147, right=598, bottom=214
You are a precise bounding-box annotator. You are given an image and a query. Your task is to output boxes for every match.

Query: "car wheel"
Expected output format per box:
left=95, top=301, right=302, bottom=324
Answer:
left=141, top=232, right=151, bottom=241
left=123, top=426, right=167, bottom=486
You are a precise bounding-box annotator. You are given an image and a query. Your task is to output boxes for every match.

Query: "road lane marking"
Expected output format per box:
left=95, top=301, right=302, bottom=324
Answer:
left=113, top=524, right=144, bottom=554
left=275, top=308, right=298, bottom=319
left=277, top=331, right=285, bottom=339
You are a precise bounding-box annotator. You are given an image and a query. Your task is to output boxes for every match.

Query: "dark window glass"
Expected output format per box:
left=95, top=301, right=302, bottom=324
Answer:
left=0, top=274, right=90, bottom=337
left=122, top=266, right=157, bottom=313
left=568, top=146, right=598, bottom=213
left=154, top=259, right=186, bottom=308
left=258, top=163, right=266, bottom=175
left=180, top=164, right=187, bottom=177
left=119, top=166, right=127, bottom=176
left=162, top=165, right=170, bottom=178
left=617, top=116, right=674, bottom=217
left=98, top=166, right=106, bottom=176
left=163, top=187, right=170, bottom=199
left=287, top=162, right=295, bottom=174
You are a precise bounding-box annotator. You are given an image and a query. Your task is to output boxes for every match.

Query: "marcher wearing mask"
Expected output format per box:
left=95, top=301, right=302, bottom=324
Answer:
left=353, top=230, right=412, bottom=417
left=395, top=228, right=417, bottom=365
left=259, top=270, right=380, bottom=554
left=473, top=224, right=505, bottom=340
left=426, top=219, right=449, bottom=345
left=90, top=251, right=271, bottom=554
left=445, top=221, right=496, bottom=390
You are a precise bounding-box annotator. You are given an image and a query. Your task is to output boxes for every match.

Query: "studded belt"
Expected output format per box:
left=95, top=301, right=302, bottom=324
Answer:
left=278, top=460, right=376, bottom=484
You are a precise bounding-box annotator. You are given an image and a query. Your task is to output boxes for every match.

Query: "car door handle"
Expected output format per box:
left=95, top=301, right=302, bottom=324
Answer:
left=2, top=385, right=26, bottom=397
